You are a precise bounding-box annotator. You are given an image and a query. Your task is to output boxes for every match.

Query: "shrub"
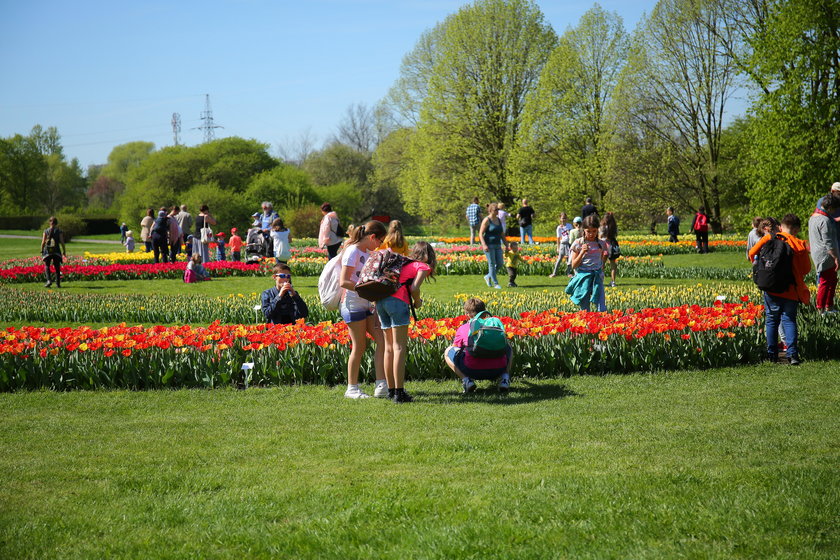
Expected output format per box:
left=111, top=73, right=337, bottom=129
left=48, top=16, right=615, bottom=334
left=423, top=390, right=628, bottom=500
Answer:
left=284, top=205, right=322, bottom=238
left=41, top=214, right=85, bottom=242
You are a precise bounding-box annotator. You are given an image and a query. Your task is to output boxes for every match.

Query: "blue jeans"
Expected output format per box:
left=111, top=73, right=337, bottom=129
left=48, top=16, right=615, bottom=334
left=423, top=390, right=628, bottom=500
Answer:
left=520, top=224, right=534, bottom=244
left=763, top=293, right=799, bottom=359
left=484, top=245, right=504, bottom=286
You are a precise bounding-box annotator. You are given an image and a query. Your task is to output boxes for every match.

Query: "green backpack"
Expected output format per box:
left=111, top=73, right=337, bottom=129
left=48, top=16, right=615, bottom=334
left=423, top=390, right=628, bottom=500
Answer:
left=466, top=311, right=507, bottom=358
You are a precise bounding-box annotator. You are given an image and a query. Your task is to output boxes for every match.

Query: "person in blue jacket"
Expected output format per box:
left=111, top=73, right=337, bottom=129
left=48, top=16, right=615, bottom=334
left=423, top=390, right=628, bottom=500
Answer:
left=260, top=263, right=308, bottom=325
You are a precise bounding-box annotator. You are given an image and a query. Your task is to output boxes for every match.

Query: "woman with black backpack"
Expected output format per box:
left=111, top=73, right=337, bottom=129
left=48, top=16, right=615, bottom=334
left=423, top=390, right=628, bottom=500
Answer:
left=151, top=209, right=170, bottom=263
left=40, top=216, right=66, bottom=288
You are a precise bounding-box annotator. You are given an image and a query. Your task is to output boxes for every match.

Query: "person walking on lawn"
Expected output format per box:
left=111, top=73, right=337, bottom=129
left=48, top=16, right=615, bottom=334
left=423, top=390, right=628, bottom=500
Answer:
left=466, top=197, right=481, bottom=245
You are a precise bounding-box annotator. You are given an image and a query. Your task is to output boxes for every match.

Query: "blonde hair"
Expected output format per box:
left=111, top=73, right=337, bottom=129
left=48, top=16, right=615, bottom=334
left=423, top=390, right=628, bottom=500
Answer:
left=383, top=220, right=406, bottom=250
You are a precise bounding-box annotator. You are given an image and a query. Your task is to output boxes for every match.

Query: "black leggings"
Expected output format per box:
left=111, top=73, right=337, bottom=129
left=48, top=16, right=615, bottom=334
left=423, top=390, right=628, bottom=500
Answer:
left=44, top=254, right=62, bottom=285
left=152, top=235, right=169, bottom=263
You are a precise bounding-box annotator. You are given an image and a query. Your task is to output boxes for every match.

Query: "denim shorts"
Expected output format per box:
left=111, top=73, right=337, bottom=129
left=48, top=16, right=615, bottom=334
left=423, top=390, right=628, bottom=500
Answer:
left=376, top=296, right=411, bottom=329
left=446, top=346, right=508, bottom=380
left=340, top=306, right=373, bottom=324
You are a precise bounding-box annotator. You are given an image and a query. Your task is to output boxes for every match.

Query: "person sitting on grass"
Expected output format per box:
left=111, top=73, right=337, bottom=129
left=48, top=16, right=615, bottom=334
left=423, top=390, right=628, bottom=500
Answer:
left=504, top=241, right=524, bottom=287
left=261, top=263, right=308, bottom=325
left=444, top=297, right=513, bottom=393
left=184, top=253, right=211, bottom=283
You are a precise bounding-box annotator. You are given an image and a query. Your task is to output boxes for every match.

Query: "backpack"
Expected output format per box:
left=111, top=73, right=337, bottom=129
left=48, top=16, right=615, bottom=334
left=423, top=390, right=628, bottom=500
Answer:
left=466, top=311, right=508, bottom=359
left=153, top=216, right=169, bottom=235
left=608, top=239, right=620, bottom=260
left=753, top=236, right=794, bottom=293
left=335, top=221, right=346, bottom=238
left=354, top=250, right=414, bottom=302
left=318, top=252, right=344, bottom=310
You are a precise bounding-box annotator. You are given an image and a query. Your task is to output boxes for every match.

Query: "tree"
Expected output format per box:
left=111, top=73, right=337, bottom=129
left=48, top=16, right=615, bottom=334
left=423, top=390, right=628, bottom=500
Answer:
left=396, top=0, right=557, bottom=224
left=335, top=103, right=381, bottom=153
left=117, top=138, right=277, bottom=225
left=43, top=154, right=86, bottom=213
left=276, top=129, right=318, bottom=167
left=618, top=0, right=739, bottom=232
left=384, top=24, right=446, bottom=127
left=0, top=133, right=47, bottom=213
left=513, top=3, right=629, bottom=218
left=100, top=142, right=155, bottom=185
left=735, top=0, right=840, bottom=218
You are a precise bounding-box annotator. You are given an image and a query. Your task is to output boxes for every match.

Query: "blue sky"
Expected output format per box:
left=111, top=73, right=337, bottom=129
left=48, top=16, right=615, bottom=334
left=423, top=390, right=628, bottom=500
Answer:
left=1, top=0, right=709, bottom=168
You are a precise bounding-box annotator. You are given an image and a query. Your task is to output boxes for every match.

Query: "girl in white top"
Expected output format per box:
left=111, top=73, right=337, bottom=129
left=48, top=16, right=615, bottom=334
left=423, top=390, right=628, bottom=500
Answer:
left=339, top=220, right=388, bottom=399
left=270, top=218, right=292, bottom=263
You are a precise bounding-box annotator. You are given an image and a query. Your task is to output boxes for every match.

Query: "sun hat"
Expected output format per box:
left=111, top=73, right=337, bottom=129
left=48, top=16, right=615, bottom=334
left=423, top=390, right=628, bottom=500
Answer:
left=216, top=232, right=226, bottom=237
left=573, top=216, right=582, bottom=224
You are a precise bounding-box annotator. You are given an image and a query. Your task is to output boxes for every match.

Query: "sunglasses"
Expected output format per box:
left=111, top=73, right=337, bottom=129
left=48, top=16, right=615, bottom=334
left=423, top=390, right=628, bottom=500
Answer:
left=273, top=273, right=291, bottom=279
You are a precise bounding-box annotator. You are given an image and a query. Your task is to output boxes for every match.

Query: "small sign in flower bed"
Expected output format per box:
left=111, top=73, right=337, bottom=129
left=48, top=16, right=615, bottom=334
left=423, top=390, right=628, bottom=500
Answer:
left=1, top=302, right=769, bottom=391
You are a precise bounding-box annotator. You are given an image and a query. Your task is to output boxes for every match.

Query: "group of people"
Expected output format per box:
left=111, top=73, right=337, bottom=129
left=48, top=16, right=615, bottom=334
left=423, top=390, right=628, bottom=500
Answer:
left=747, top=183, right=840, bottom=365
left=466, top=197, right=537, bottom=247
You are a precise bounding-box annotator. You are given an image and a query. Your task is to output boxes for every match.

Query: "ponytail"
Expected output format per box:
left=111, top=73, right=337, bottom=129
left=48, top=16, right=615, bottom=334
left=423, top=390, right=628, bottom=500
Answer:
left=348, top=220, right=386, bottom=245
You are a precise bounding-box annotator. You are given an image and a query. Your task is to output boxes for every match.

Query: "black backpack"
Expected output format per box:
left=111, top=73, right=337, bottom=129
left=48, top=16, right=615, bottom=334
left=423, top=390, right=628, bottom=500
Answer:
left=752, top=236, right=793, bottom=293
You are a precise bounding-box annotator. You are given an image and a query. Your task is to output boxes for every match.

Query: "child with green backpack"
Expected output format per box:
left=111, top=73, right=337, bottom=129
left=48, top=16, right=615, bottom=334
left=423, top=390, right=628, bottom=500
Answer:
left=444, top=297, right=513, bottom=393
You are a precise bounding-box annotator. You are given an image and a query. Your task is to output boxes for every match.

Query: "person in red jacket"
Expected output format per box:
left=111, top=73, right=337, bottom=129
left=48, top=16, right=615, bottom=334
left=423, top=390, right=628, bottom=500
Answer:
left=748, top=214, right=811, bottom=365
left=692, top=206, right=709, bottom=254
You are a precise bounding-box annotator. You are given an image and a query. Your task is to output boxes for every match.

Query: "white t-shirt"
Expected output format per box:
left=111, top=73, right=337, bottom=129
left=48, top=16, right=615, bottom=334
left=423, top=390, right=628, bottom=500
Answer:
left=271, top=229, right=291, bottom=261
left=556, top=224, right=572, bottom=245
left=340, top=244, right=371, bottom=312
left=570, top=238, right=606, bottom=272
left=497, top=210, right=509, bottom=231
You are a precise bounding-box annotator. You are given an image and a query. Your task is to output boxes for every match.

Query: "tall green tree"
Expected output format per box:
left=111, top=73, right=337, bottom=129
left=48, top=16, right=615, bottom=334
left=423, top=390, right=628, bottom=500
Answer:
left=617, top=0, right=739, bottom=232
left=395, top=0, right=556, bottom=224
left=512, top=4, right=628, bottom=218
left=0, top=133, right=47, bottom=213
left=736, top=0, right=840, bottom=218
left=118, top=138, right=277, bottom=225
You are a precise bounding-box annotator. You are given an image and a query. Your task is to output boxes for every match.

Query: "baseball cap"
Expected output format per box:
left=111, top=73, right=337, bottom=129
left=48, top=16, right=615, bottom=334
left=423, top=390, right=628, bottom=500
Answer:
left=251, top=212, right=260, bottom=217
left=831, top=182, right=840, bottom=192
left=231, top=227, right=237, bottom=233
left=216, top=232, right=225, bottom=237
left=158, top=210, right=166, bottom=218
left=573, top=216, right=582, bottom=224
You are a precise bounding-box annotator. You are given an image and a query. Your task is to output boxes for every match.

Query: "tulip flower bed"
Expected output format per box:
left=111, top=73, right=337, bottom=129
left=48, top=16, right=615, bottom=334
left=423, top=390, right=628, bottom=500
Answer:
left=1, top=302, right=770, bottom=391
left=0, top=283, right=766, bottom=325
left=0, top=253, right=756, bottom=283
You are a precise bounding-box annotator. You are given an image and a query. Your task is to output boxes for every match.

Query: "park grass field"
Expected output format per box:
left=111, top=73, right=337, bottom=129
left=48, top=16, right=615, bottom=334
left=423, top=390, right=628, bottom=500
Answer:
left=1, top=232, right=838, bottom=558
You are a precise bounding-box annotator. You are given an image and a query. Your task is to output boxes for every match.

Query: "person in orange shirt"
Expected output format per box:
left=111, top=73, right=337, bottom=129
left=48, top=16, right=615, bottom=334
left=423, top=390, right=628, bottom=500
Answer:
left=748, top=214, right=811, bottom=365
left=229, top=228, right=243, bottom=262
left=378, top=220, right=409, bottom=255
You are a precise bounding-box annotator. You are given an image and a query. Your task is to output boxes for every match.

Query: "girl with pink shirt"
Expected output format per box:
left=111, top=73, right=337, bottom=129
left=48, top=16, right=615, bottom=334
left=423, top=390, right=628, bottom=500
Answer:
left=375, top=241, right=436, bottom=403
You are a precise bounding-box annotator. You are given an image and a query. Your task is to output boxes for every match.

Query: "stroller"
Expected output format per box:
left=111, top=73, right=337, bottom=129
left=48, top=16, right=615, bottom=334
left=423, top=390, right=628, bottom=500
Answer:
left=245, top=226, right=270, bottom=263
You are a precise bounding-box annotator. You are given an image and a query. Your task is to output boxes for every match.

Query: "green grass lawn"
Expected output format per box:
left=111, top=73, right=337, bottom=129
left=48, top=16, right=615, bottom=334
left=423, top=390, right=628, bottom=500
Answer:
left=1, top=365, right=837, bottom=559
left=2, top=231, right=836, bottom=558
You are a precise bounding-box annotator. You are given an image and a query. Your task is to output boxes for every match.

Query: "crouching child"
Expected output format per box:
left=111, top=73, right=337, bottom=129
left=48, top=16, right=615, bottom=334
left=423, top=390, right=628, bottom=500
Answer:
left=444, top=297, right=513, bottom=393
left=261, top=263, right=308, bottom=325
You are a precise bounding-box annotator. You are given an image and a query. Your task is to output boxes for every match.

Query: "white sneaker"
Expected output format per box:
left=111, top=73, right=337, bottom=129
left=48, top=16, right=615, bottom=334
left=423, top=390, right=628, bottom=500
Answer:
left=373, top=381, right=389, bottom=398
left=344, top=386, right=371, bottom=399
left=494, top=284, right=502, bottom=289
left=484, top=275, right=492, bottom=287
